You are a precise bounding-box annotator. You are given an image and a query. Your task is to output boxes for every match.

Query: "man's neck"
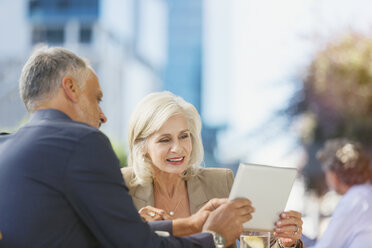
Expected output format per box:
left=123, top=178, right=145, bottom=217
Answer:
left=35, top=95, right=76, bottom=122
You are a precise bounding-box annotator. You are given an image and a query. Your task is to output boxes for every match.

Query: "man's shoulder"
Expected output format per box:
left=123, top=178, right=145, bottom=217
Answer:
left=13, top=115, right=111, bottom=162
left=25, top=109, right=101, bottom=139
left=29, top=115, right=103, bottom=142
left=61, top=120, right=103, bottom=140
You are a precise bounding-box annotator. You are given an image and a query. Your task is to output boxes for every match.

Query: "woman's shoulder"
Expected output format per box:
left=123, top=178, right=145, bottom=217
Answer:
left=192, top=167, right=234, bottom=194
left=121, top=166, right=135, bottom=187
left=196, top=167, right=234, bottom=179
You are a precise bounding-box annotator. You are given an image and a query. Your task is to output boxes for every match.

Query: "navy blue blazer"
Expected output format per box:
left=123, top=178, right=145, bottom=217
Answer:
left=0, top=109, right=213, bottom=248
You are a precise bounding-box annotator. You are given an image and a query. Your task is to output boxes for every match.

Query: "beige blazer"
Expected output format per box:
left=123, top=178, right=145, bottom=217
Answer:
left=121, top=167, right=234, bottom=214
left=121, top=167, right=303, bottom=248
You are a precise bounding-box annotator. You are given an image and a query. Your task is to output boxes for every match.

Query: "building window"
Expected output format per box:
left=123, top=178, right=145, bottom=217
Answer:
left=29, top=0, right=41, bottom=12
left=79, top=26, right=92, bottom=44
left=32, top=27, right=65, bottom=44
left=57, top=0, right=70, bottom=9
left=28, top=0, right=99, bottom=20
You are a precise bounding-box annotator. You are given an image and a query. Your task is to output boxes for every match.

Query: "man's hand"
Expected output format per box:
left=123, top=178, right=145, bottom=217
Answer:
left=203, top=198, right=255, bottom=246
left=200, top=198, right=228, bottom=212
left=172, top=198, right=228, bottom=237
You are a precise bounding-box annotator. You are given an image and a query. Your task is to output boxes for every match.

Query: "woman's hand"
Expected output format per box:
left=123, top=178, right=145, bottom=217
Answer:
left=274, top=210, right=303, bottom=247
left=138, top=206, right=172, bottom=221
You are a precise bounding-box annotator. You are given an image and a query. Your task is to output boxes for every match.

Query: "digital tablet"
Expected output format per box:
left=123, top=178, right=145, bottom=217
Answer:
left=228, top=163, right=297, bottom=232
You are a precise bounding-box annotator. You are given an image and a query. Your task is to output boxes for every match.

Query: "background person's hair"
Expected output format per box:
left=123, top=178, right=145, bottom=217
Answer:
left=317, top=138, right=372, bottom=186
left=127, top=91, right=203, bottom=186
left=19, top=46, right=90, bottom=112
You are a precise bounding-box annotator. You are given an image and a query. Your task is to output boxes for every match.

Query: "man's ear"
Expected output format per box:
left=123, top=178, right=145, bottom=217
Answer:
left=61, top=76, right=79, bottom=103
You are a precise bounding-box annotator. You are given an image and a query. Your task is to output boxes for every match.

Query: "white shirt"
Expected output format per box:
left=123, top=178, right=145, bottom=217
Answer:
left=312, top=183, right=372, bottom=248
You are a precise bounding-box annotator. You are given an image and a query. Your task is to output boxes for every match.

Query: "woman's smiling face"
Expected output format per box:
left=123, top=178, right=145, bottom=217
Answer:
left=145, top=114, right=192, bottom=175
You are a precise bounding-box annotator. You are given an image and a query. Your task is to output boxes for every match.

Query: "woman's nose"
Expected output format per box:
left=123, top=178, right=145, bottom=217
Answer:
left=171, top=140, right=182, bottom=153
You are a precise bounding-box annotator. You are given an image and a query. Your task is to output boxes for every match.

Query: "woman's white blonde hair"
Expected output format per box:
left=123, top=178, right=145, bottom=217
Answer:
left=127, top=91, right=203, bottom=186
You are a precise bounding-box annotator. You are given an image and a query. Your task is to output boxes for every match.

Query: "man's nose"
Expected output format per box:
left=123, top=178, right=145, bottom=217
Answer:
left=99, top=112, right=107, bottom=125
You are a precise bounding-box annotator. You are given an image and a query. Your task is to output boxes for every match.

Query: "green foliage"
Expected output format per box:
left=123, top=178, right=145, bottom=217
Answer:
left=292, top=32, right=372, bottom=145
left=287, top=32, right=372, bottom=194
left=111, top=141, right=128, bottom=168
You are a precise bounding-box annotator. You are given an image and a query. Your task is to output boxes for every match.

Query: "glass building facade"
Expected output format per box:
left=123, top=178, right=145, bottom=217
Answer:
left=28, top=0, right=98, bottom=45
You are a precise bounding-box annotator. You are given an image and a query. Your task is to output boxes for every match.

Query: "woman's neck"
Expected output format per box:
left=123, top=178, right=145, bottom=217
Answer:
left=152, top=167, right=191, bottom=218
left=153, top=169, right=185, bottom=198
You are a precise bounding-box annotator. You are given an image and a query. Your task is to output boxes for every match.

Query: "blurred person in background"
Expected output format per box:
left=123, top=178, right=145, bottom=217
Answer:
left=310, top=138, right=372, bottom=248
left=122, top=91, right=304, bottom=248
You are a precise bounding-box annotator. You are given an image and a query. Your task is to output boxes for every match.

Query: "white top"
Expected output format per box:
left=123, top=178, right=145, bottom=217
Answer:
left=312, top=183, right=372, bottom=248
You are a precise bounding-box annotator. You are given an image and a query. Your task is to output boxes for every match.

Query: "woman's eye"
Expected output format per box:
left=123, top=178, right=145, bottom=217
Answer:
left=159, top=139, right=170, bottom=143
left=180, top=134, right=189, bottom=139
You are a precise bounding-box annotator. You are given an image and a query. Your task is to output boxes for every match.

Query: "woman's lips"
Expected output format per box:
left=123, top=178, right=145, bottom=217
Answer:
left=166, top=157, right=184, bottom=165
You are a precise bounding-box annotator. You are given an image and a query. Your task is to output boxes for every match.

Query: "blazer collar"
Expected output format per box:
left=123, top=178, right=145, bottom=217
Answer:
left=131, top=183, right=154, bottom=208
left=187, top=175, right=210, bottom=214
left=31, top=109, right=72, bottom=122
left=131, top=174, right=210, bottom=214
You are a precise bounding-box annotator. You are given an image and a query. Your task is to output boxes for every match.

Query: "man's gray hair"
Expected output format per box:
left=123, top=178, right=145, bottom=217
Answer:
left=19, top=46, right=90, bottom=112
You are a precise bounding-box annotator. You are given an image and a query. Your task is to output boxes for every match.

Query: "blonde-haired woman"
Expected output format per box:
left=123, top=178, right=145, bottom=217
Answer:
left=122, top=91, right=233, bottom=220
left=122, top=91, right=304, bottom=248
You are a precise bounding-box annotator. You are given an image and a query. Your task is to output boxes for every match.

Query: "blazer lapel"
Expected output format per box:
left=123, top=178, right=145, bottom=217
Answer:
left=131, top=183, right=154, bottom=210
left=130, top=175, right=211, bottom=213
left=187, top=175, right=209, bottom=214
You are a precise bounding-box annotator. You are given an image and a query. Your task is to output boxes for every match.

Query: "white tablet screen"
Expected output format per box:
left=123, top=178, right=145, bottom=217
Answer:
left=228, top=163, right=297, bottom=231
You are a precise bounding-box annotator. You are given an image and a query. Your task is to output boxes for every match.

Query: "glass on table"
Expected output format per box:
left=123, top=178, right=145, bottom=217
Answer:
left=240, top=231, right=270, bottom=248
